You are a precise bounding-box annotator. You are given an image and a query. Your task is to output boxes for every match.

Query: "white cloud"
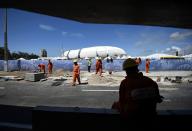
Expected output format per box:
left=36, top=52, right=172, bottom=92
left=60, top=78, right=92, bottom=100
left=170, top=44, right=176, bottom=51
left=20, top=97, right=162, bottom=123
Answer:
left=161, top=46, right=183, bottom=55
left=166, top=48, right=170, bottom=51
left=134, top=41, right=143, bottom=47
left=182, top=44, right=192, bottom=55
left=134, top=31, right=168, bottom=49
left=61, top=32, right=84, bottom=37
left=170, top=32, right=180, bottom=39
left=115, top=31, right=127, bottom=39
left=70, top=33, right=84, bottom=38
left=161, top=50, right=165, bottom=53
left=170, top=31, right=192, bottom=40
left=171, top=46, right=181, bottom=51
left=62, top=31, right=67, bottom=36
left=39, top=24, right=55, bottom=31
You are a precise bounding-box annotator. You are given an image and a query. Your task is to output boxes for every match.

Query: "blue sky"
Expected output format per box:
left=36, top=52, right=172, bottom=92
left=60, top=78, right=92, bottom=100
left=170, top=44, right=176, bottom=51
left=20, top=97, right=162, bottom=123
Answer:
left=0, top=8, right=192, bottom=57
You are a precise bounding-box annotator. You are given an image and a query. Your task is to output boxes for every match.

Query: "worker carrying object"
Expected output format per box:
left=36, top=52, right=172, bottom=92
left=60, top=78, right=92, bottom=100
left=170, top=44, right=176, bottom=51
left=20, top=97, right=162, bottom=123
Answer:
left=48, top=59, right=53, bottom=74
left=112, top=58, right=163, bottom=117
left=38, top=64, right=45, bottom=74
left=72, top=59, right=81, bottom=86
left=145, top=58, right=150, bottom=73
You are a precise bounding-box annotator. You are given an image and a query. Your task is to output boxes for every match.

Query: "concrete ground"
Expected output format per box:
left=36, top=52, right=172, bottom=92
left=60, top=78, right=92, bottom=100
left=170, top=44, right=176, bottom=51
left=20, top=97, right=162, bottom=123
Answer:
left=0, top=71, right=192, bottom=110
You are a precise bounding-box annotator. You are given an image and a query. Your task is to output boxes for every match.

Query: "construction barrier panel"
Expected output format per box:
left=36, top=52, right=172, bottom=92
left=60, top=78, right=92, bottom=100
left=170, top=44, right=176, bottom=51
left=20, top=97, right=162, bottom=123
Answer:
left=0, top=59, right=192, bottom=71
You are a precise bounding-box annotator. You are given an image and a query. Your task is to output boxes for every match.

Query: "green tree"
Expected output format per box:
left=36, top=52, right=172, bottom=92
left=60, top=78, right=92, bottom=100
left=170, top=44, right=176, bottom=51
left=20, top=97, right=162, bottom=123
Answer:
left=11, top=52, right=20, bottom=60
left=0, top=47, right=12, bottom=60
left=0, top=47, right=39, bottom=60
left=12, top=51, right=39, bottom=60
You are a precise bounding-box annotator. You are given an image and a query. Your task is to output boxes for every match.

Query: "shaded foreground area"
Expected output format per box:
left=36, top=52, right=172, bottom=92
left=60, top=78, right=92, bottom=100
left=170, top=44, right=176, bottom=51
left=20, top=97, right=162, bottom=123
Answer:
left=0, top=105, right=192, bottom=131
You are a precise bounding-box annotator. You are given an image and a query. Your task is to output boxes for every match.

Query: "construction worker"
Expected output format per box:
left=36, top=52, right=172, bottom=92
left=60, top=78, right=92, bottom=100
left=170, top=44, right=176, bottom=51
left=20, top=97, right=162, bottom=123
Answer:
left=108, top=57, right=113, bottom=75
left=95, top=57, right=99, bottom=74
left=17, top=60, right=21, bottom=71
left=106, top=55, right=110, bottom=63
left=110, top=57, right=113, bottom=63
left=135, top=57, right=142, bottom=65
left=145, top=58, right=150, bottom=73
left=72, top=59, right=81, bottom=86
left=95, top=57, right=102, bottom=76
left=99, top=59, right=103, bottom=76
left=48, top=59, right=53, bottom=74
left=38, top=64, right=45, bottom=74
left=87, top=58, right=92, bottom=72
left=112, top=58, right=163, bottom=117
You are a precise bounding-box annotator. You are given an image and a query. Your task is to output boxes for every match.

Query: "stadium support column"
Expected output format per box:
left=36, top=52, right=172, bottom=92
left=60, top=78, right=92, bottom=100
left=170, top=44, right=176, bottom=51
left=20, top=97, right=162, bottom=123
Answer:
left=4, top=8, right=8, bottom=72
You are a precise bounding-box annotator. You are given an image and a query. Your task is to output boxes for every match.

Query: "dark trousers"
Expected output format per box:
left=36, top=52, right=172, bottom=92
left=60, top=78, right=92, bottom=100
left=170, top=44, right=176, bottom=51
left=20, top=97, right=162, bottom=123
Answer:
left=88, top=66, right=91, bottom=72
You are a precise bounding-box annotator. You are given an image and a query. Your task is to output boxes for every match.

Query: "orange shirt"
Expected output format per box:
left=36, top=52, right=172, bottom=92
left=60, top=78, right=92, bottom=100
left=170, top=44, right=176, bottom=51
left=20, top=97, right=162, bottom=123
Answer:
left=48, top=62, right=53, bottom=69
left=73, top=65, right=80, bottom=75
left=96, top=60, right=102, bottom=69
left=38, top=64, right=45, bottom=70
left=38, top=64, right=45, bottom=73
left=146, top=60, right=150, bottom=67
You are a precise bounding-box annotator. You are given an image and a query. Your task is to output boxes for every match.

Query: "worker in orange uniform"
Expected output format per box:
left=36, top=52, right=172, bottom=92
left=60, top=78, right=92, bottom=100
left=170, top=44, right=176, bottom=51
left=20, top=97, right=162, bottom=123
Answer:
left=95, top=58, right=102, bottom=76
left=72, top=59, right=81, bottom=86
left=145, top=58, right=150, bottom=73
left=48, top=59, right=53, bottom=74
left=99, top=59, right=103, bottom=76
left=95, top=58, right=100, bottom=74
left=112, top=58, right=163, bottom=117
left=135, top=57, right=142, bottom=65
left=38, top=64, right=45, bottom=74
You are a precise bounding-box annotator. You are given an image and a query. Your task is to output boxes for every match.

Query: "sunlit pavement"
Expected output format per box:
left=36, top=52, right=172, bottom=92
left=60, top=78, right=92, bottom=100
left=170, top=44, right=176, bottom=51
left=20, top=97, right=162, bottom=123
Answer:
left=0, top=79, right=192, bottom=110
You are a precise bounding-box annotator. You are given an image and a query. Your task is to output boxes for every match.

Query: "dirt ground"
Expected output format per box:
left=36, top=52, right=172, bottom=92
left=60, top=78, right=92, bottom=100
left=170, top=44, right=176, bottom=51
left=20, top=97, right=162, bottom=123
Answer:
left=0, top=70, right=192, bottom=108
left=0, top=70, right=192, bottom=86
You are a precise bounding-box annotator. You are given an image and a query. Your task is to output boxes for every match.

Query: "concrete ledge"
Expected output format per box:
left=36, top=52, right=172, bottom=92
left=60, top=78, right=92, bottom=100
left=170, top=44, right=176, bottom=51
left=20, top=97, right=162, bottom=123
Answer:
left=0, top=122, right=32, bottom=131
left=0, top=104, right=33, bottom=131
left=33, top=106, right=192, bottom=131
left=25, top=73, right=45, bottom=82
left=0, top=105, right=192, bottom=131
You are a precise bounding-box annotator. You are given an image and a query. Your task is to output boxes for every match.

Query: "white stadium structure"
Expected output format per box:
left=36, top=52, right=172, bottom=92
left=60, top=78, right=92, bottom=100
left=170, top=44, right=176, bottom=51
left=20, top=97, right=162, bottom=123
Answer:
left=62, top=46, right=127, bottom=59
left=138, top=53, right=185, bottom=60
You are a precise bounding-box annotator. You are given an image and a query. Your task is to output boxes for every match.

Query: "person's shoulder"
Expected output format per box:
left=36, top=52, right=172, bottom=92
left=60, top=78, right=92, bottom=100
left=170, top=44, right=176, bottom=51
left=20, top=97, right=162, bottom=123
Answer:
left=138, top=72, right=153, bottom=81
left=142, top=75, right=153, bottom=81
left=120, top=77, right=127, bottom=84
left=142, top=75, right=158, bottom=86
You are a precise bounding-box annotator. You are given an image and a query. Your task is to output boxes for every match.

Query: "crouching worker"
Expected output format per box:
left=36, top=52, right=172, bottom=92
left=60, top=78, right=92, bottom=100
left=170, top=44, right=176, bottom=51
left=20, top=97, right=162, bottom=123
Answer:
left=38, top=64, right=45, bottom=74
left=72, top=59, right=81, bottom=86
left=112, top=58, right=163, bottom=118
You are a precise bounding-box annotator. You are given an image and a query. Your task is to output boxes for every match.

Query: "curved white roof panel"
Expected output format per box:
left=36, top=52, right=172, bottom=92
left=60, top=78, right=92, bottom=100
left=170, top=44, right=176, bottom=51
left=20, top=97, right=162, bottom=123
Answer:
left=63, top=46, right=127, bottom=59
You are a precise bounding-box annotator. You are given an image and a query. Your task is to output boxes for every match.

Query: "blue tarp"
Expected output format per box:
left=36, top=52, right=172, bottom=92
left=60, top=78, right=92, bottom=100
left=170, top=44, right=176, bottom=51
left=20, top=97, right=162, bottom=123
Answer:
left=0, top=59, right=192, bottom=71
